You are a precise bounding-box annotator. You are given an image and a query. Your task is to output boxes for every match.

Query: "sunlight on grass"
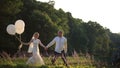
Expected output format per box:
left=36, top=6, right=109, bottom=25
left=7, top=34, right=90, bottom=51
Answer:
left=0, top=51, right=111, bottom=68
left=0, top=56, right=98, bottom=68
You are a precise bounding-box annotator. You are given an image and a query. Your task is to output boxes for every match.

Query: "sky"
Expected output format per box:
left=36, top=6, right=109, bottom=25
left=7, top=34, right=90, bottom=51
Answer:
left=37, top=0, right=120, bottom=33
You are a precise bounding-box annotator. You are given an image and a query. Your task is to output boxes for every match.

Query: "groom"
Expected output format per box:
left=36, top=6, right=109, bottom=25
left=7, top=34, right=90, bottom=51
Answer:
left=45, top=30, right=68, bottom=66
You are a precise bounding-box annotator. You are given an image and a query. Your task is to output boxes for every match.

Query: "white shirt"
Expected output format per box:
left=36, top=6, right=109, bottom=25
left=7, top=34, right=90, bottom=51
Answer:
left=46, top=36, right=67, bottom=53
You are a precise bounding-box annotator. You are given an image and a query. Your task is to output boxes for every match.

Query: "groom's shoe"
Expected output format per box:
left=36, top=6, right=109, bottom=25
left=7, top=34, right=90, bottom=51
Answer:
left=51, top=59, right=55, bottom=65
left=65, top=64, right=70, bottom=68
left=65, top=64, right=68, bottom=66
left=64, top=63, right=69, bottom=68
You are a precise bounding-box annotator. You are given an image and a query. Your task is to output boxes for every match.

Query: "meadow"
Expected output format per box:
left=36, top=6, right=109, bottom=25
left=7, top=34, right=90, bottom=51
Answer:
left=0, top=52, right=113, bottom=68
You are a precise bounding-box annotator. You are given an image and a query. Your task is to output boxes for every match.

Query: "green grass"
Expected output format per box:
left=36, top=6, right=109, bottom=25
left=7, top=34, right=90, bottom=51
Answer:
left=0, top=56, right=112, bottom=68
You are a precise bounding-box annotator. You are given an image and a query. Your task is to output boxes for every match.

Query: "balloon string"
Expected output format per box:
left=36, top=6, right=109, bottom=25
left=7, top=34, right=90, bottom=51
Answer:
left=15, top=35, right=21, bottom=42
left=19, top=34, right=21, bottom=42
left=14, top=35, right=22, bottom=56
left=15, top=35, right=23, bottom=50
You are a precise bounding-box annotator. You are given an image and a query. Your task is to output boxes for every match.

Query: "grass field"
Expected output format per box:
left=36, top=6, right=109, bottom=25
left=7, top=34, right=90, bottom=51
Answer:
left=0, top=57, right=94, bottom=68
left=0, top=56, right=113, bottom=68
left=0, top=51, right=113, bottom=68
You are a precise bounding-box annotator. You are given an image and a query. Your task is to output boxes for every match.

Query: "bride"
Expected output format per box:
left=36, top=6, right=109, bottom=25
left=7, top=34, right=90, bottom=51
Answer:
left=21, top=32, right=45, bottom=65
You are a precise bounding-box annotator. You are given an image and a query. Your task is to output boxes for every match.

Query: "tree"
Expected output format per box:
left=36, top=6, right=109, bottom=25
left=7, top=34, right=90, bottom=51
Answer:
left=0, top=0, right=23, bottom=54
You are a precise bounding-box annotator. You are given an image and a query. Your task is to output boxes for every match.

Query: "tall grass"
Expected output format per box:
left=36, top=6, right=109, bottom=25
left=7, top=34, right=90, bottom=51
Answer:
left=0, top=51, right=13, bottom=65
left=0, top=51, right=113, bottom=68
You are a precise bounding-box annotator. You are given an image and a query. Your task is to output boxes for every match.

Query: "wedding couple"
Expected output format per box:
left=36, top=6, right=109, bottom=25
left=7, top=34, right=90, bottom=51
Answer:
left=21, top=30, right=68, bottom=66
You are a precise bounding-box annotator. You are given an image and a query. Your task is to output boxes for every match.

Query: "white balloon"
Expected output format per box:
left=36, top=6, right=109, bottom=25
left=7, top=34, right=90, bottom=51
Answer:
left=15, top=20, right=25, bottom=34
left=15, top=20, right=25, bottom=27
left=6, top=24, right=16, bottom=35
left=16, top=26, right=25, bottom=34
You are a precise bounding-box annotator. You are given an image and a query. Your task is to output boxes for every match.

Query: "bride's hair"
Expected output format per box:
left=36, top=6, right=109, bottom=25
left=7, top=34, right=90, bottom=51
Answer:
left=33, top=32, right=39, bottom=38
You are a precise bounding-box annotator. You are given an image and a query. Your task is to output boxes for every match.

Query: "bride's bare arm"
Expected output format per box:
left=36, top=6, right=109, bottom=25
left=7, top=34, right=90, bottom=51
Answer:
left=21, top=39, right=33, bottom=45
left=39, top=40, right=45, bottom=48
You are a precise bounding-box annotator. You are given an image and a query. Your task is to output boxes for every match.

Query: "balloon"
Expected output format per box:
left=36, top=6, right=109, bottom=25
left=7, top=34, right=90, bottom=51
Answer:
left=6, top=24, right=16, bottom=35
left=15, top=20, right=25, bottom=34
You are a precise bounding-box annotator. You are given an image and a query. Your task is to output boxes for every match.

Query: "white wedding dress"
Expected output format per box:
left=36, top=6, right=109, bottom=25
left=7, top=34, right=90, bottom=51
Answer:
left=26, top=39, right=45, bottom=65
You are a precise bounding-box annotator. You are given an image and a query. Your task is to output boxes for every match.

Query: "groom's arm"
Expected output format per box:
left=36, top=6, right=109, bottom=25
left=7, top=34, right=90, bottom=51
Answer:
left=46, top=38, right=56, bottom=48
